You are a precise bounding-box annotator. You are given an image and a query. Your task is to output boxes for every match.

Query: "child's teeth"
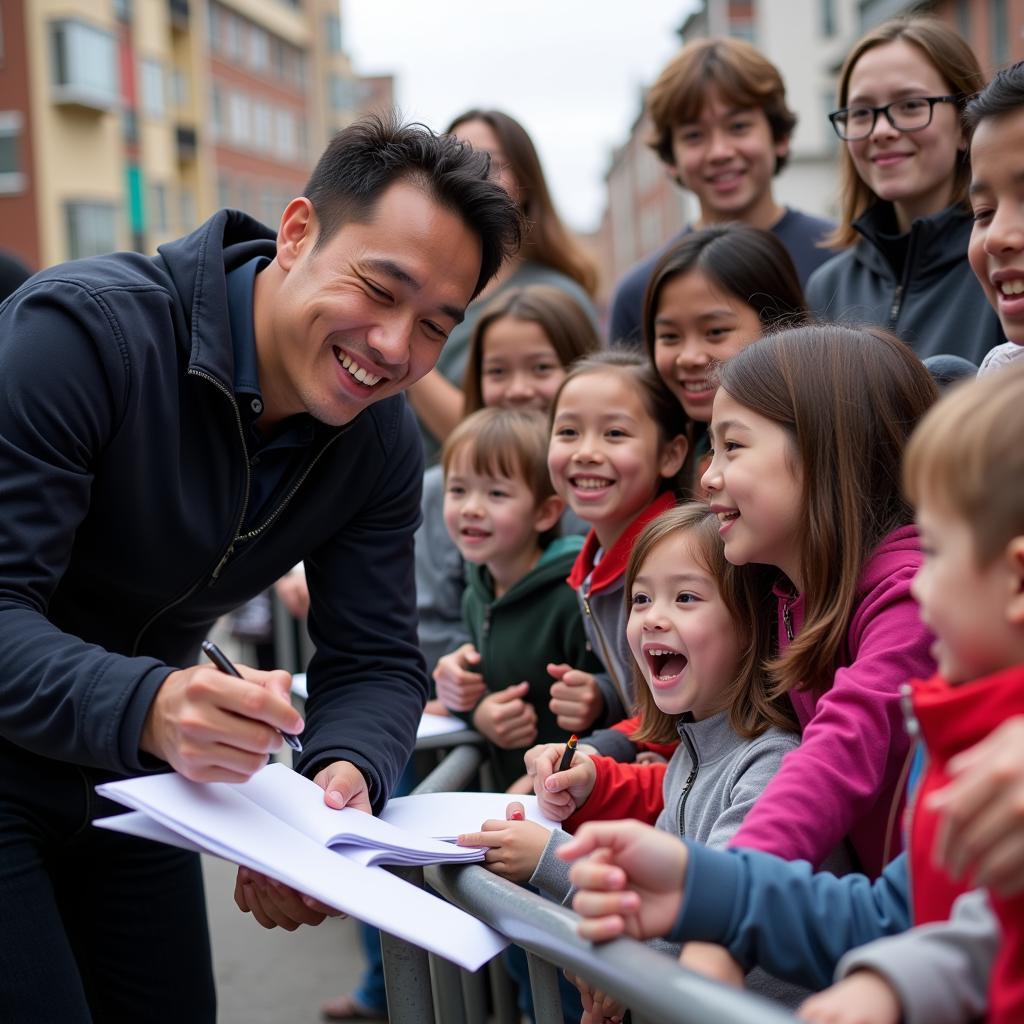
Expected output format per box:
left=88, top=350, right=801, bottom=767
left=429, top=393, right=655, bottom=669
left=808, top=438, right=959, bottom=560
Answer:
left=1000, top=280, right=1024, bottom=295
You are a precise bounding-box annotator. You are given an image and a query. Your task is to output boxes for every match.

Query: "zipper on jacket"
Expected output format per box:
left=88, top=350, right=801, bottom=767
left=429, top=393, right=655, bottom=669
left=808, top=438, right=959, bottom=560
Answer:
left=676, top=727, right=700, bottom=836
left=131, top=368, right=342, bottom=653
left=581, top=595, right=627, bottom=711
left=887, top=284, right=904, bottom=331
left=782, top=598, right=795, bottom=642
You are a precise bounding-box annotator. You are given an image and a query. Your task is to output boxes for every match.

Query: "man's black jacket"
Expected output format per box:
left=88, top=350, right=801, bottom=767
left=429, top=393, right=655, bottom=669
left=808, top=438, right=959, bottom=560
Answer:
left=0, top=210, right=427, bottom=810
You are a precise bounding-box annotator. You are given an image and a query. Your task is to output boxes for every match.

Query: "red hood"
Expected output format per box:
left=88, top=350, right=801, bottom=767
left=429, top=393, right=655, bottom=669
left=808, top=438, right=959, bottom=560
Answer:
left=567, top=491, right=677, bottom=594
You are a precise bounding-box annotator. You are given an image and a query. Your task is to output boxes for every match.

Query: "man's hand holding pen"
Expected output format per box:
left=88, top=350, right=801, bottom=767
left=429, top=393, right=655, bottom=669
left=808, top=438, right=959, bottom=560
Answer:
left=140, top=660, right=304, bottom=783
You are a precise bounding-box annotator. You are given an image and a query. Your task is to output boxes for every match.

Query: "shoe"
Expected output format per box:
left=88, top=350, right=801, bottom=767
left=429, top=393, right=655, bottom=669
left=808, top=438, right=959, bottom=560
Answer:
left=320, top=994, right=388, bottom=1021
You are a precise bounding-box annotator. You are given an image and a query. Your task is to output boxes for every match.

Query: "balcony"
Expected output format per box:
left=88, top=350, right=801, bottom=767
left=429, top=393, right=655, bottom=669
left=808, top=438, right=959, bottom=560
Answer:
left=169, top=0, right=189, bottom=31
left=176, top=124, right=198, bottom=162
left=50, top=20, right=119, bottom=113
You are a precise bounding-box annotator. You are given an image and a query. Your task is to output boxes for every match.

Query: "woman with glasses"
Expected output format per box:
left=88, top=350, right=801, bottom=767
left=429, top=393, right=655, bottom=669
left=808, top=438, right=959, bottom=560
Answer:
left=806, top=16, right=1001, bottom=366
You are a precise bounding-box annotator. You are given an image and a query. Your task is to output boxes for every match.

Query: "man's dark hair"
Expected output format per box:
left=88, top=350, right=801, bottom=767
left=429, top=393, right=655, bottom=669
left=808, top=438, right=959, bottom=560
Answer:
left=964, top=60, right=1024, bottom=131
left=304, top=111, right=522, bottom=298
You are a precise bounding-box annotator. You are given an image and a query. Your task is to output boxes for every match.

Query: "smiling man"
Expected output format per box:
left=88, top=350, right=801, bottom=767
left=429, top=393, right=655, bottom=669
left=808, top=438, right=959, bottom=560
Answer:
left=0, top=114, right=520, bottom=1023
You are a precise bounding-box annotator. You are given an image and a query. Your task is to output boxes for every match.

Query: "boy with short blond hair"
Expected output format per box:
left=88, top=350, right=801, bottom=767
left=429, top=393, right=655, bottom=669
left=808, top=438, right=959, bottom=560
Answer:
left=609, top=37, right=833, bottom=346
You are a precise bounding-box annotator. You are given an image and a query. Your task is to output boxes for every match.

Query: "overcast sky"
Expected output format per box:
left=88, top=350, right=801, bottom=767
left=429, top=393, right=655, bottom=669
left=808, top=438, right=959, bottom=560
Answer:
left=342, top=1, right=698, bottom=234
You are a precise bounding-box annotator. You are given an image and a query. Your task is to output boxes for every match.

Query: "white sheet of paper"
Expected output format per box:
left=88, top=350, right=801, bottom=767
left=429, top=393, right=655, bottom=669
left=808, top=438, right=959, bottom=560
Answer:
left=95, top=772, right=506, bottom=970
left=381, top=792, right=559, bottom=842
left=95, top=810, right=209, bottom=854
left=237, top=764, right=481, bottom=864
left=416, top=712, right=468, bottom=738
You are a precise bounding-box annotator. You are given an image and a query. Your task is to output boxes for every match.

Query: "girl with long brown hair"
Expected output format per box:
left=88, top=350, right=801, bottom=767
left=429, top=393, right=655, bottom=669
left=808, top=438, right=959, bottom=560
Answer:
left=407, top=109, right=599, bottom=461
left=806, top=15, right=1001, bottom=366
left=701, top=324, right=938, bottom=879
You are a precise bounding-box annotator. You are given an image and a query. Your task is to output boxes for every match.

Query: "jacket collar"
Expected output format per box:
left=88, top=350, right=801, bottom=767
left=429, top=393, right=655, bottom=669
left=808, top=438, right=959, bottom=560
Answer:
left=676, top=709, right=753, bottom=766
left=912, top=665, right=1024, bottom=768
left=852, top=202, right=973, bottom=281
left=567, top=491, right=677, bottom=592
left=156, top=209, right=276, bottom=388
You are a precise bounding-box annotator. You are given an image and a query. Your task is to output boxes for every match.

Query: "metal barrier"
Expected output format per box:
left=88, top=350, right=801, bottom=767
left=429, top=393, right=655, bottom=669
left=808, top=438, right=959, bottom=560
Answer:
left=376, top=742, right=798, bottom=1024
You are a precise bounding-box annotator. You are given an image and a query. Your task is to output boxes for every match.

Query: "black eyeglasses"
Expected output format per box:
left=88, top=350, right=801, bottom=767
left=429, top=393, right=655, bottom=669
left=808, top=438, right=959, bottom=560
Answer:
left=828, top=95, right=959, bottom=141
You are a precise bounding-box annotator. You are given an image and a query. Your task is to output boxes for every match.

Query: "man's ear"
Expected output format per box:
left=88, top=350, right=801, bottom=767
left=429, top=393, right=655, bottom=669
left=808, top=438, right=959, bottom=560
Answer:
left=1005, top=536, right=1024, bottom=625
left=659, top=434, right=689, bottom=480
left=774, top=133, right=792, bottom=170
left=276, top=198, right=317, bottom=272
left=533, top=494, right=564, bottom=535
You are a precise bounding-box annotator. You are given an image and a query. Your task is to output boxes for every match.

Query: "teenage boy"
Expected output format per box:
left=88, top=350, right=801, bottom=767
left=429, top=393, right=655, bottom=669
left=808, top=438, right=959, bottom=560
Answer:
left=608, top=37, right=834, bottom=346
left=0, top=114, right=520, bottom=1022
left=558, top=361, right=1024, bottom=1024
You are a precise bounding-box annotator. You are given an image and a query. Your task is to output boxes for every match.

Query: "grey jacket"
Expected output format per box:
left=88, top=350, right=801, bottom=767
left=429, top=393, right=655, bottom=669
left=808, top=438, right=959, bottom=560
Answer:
left=836, top=887, right=997, bottom=1024
left=530, top=712, right=806, bottom=1005
left=531, top=712, right=799, bottom=900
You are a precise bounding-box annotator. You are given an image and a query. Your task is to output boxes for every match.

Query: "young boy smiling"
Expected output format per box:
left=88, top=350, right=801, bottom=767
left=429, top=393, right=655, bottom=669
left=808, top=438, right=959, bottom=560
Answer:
left=440, top=407, right=600, bottom=791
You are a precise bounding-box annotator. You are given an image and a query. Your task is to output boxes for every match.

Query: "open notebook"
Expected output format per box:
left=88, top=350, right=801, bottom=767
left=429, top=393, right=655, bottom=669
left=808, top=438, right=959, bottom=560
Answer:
left=94, top=764, right=510, bottom=970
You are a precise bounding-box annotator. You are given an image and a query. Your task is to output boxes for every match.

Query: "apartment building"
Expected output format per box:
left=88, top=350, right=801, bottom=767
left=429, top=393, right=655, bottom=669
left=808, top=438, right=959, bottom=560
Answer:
left=0, top=0, right=384, bottom=272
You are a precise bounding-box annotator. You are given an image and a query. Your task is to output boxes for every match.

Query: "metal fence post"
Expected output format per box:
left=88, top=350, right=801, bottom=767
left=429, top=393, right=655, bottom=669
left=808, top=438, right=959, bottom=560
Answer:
left=379, top=866, right=436, bottom=1024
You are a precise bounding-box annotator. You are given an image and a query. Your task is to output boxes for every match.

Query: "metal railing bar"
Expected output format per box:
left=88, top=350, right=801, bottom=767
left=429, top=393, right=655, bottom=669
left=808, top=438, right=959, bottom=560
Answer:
left=425, top=861, right=797, bottom=1024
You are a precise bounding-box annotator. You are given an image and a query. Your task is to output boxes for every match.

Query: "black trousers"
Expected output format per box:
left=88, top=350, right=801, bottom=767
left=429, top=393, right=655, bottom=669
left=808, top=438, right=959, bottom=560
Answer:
left=0, top=741, right=216, bottom=1023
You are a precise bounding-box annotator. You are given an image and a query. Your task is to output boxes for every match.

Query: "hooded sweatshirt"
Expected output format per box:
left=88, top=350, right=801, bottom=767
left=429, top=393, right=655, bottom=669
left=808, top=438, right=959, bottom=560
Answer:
left=729, top=526, right=934, bottom=878
left=910, top=667, right=1024, bottom=1024
left=455, top=536, right=601, bottom=790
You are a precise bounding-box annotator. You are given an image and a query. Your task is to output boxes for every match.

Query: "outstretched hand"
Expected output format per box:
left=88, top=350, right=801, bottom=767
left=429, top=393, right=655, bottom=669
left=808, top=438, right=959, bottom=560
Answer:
left=558, top=820, right=688, bottom=942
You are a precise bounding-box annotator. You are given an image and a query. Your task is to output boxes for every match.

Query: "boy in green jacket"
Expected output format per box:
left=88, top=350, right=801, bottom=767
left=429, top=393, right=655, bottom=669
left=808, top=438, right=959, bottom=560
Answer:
left=441, top=407, right=602, bottom=792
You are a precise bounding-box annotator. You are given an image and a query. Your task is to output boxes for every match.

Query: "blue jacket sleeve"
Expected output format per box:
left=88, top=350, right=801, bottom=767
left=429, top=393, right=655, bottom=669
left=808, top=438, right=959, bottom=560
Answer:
left=0, top=281, right=171, bottom=772
left=669, top=840, right=911, bottom=990
left=297, top=400, right=429, bottom=812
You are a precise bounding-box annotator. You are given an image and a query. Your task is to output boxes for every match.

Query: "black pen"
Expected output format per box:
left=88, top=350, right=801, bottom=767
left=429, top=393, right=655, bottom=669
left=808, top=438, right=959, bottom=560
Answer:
left=200, top=640, right=303, bottom=752
left=557, top=734, right=579, bottom=774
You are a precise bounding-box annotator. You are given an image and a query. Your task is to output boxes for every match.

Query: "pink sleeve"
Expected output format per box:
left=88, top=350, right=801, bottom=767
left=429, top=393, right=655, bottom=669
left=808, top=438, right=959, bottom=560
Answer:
left=730, top=567, right=933, bottom=877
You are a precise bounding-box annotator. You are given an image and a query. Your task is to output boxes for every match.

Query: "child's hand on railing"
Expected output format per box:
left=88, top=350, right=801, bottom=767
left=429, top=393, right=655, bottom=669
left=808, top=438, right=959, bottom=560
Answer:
left=547, top=663, right=605, bottom=733
left=455, top=801, right=550, bottom=882
left=558, top=820, right=688, bottom=942
left=524, top=742, right=597, bottom=821
left=471, top=683, right=538, bottom=749
left=433, top=643, right=486, bottom=712
left=678, top=942, right=744, bottom=987
left=564, top=969, right=625, bottom=1023
left=797, top=969, right=902, bottom=1024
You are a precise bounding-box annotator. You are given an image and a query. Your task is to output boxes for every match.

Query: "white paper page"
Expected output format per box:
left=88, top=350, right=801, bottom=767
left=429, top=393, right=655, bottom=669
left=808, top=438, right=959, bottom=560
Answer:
left=237, top=764, right=480, bottom=862
left=96, top=773, right=507, bottom=970
left=417, top=713, right=468, bottom=738
left=95, top=811, right=209, bottom=854
left=381, top=792, right=559, bottom=842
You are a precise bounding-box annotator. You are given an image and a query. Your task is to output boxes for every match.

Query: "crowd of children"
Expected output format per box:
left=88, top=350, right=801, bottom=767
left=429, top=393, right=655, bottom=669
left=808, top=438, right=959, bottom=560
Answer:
left=311, top=14, right=1024, bottom=1024
left=401, top=17, right=1024, bottom=1024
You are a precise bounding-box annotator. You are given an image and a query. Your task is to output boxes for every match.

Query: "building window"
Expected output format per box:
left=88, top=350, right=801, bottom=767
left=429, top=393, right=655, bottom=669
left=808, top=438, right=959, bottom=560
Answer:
left=253, top=100, right=272, bottom=152
left=66, top=202, right=117, bottom=259
left=150, top=183, right=169, bottom=234
left=223, top=10, right=245, bottom=63
left=179, top=187, right=197, bottom=230
left=325, top=14, right=343, bottom=53
left=210, top=83, right=223, bottom=141
left=0, top=112, right=24, bottom=193
left=819, top=0, right=836, bottom=36
left=955, top=0, right=971, bottom=39
left=274, top=109, right=297, bottom=160
left=330, top=74, right=356, bottom=112
left=217, top=174, right=231, bottom=209
left=228, top=91, right=250, bottom=144
left=249, top=25, right=269, bottom=71
left=170, top=68, right=189, bottom=110
left=51, top=19, right=119, bottom=110
left=140, top=59, right=165, bottom=119
left=991, top=0, right=1008, bottom=67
